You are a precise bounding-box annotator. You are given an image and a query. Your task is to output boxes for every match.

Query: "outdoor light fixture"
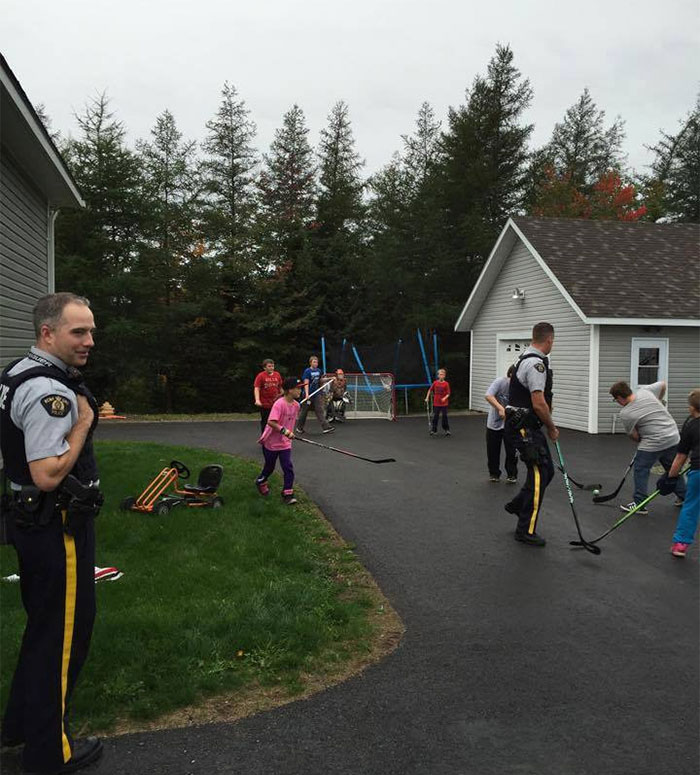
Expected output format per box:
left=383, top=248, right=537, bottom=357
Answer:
left=511, top=288, right=525, bottom=301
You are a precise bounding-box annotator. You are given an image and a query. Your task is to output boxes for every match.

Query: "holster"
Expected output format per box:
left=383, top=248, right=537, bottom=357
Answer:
left=58, top=475, right=104, bottom=535
left=11, top=486, right=59, bottom=531
left=505, top=406, right=541, bottom=432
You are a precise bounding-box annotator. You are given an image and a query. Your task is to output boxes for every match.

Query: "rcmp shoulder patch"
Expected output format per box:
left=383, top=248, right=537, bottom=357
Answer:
left=41, top=394, right=71, bottom=418
left=534, top=362, right=546, bottom=373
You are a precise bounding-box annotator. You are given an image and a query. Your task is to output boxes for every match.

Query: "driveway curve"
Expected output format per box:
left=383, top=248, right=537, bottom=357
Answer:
left=22, top=417, right=700, bottom=774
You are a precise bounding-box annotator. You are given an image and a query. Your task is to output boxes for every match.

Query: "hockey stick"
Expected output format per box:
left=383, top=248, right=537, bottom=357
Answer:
left=592, top=454, right=636, bottom=503
left=303, top=377, right=335, bottom=405
left=554, top=466, right=601, bottom=491
left=571, top=463, right=691, bottom=548
left=295, top=435, right=396, bottom=464
left=554, top=441, right=601, bottom=555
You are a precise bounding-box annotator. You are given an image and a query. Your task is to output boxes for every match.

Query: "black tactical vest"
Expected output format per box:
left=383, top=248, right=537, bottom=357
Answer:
left=0, top=357, right=99, bottom=486
left=508, top=353, right=554, bottom=410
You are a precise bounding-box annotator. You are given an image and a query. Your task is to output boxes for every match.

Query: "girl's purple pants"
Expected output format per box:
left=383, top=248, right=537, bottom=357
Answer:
left=257, top=447, right=294, bottom=493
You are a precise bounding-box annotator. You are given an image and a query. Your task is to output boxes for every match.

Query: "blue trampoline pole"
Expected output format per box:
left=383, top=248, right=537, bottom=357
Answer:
left=321, top=335, right=327, bottom=374
left=433, top=332, right=439, bottom=374
left=353, top=345, right=380, bottom=413
left=417, top=329, right=432, bottom=385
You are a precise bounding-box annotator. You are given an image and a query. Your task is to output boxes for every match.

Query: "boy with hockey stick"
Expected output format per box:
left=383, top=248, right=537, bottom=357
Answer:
left=425, top=368, right=451, bottom=436
left=610, top=379, right=686, bottom=514
left=484, top=365, right=518, bottom=483
left=256, top=377, right=303, bottom=505
left=296, top=355, right=334, bottom=435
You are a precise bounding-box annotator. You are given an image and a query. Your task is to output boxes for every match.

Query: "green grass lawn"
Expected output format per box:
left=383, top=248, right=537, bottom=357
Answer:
left=0, top=441, right=400, bottom=734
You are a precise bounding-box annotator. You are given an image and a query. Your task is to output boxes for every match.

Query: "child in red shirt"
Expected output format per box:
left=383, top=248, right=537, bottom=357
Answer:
left=425, top=368, right=451, bottom=436
left=253, top=358, right=283, bottom=432
left=256, top=377, right=302, bottom=504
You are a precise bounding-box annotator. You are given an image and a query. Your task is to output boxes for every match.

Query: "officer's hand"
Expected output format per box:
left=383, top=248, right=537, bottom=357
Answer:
left=548, top=426, right=559, bottom=441
left=76, top=395, right=95, bottom=426
left=498, top=407, right=506, bottom=420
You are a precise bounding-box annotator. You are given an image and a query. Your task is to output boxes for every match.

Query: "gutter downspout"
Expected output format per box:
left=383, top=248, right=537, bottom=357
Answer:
left=47, top=207, right=59, bottom=292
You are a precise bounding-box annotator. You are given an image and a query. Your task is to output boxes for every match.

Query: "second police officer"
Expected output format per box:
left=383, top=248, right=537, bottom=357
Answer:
left=503, top=322, right=559, bottom=547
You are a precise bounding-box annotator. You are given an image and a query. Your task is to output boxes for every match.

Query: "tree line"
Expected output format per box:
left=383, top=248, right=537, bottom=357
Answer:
left=46, top=44, right=698, bottom=413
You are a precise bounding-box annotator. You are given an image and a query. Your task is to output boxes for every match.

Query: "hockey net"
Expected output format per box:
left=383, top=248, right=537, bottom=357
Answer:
left=321, top=373, right=396, bottom=420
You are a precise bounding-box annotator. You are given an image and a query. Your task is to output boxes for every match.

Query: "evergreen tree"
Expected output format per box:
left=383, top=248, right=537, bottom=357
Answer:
left=644, top=97, right=699, bottom=222
left=402, top=102, right=443, bottom=193
left=249, top=105, right=319, bottom=367
left=539, top=88, right=626, bottom=191
left=55, top=93, right=146, bottom=408
left=201, top=82, right=258, bottom=263
left=310, top=101, right=368, bottom=339
left=137, top=110, right=208, bottom=411
left=34, top=103, right=61, bottom=144
left=257, top=104, right=316, bottom=272
left=438, top=44, right=534, bottom=308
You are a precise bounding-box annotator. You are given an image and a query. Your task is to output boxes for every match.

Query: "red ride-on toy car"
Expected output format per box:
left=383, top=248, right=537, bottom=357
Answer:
left=120, top=460, right=224, bottom=515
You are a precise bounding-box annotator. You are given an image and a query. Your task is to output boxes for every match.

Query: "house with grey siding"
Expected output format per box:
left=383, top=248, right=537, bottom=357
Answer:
left=455, top=216, right=700, bottom=433
left=0, top=54, right=84, bottom=366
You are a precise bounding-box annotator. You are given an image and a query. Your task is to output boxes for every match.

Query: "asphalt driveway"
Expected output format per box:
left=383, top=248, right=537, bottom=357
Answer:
left=5, top=415, right=698, bottom=774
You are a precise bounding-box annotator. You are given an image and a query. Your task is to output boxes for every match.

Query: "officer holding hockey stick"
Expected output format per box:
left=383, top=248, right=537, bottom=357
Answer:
left=503, top=322, right=558, bottom=547
left=0, top=293, right=104, bottom=774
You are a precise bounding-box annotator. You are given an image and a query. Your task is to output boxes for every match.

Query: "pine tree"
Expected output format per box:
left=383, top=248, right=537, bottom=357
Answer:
left=316, top=101, right=364, bottom=231
left=438, top=44, right=533, bottom=307
left=249, top=105, right=320, bottom=365
left=310, top=101, right=368, bottom=339
left=136, top=110, right=207, bottom=411
left=201, top=82, right=258, bottom=262
left=257, top=104, right=316, bottom=272
left=55, top=93, right=146, bottom=407
left=402, top=102, right=443, bottom=193
left=540, top=88, right=626, bottom=191
left=644, top=97, right=699, bottom=222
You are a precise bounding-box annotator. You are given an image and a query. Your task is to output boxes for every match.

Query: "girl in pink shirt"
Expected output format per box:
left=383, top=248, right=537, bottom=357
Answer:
left=256, top=378, right=302, bottom=504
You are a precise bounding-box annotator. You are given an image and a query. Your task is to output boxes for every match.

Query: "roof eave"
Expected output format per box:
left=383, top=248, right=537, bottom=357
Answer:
left=454, top=219, right=518, bottom=331
left=0, top=56, right=84, bottom=209
left=585, top=317, right=700, bottom=327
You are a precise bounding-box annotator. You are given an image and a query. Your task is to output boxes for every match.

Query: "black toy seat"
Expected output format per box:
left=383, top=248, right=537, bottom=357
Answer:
left=183, top=465, right=223, bottom=494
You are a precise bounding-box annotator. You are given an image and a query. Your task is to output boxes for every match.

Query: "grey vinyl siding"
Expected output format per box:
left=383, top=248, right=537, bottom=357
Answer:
left=598, top=325, right=700, bottom=433
left=471, top=240, right=591, bottom=431
left=0, top=150, right=49, bottom=365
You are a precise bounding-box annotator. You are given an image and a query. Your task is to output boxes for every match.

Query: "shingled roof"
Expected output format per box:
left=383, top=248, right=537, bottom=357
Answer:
left=512, top=217, right=700, bottom=320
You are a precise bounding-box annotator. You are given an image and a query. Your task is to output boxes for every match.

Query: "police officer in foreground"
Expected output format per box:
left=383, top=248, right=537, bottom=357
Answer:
left=0, top=293, right=104, bottom=773
left=503, top=322, right=558, bottom=547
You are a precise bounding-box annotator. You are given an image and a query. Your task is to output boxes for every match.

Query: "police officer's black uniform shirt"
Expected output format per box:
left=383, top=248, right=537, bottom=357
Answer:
left=4, top=347, right=82, bottom=487
left=509, top=346, right=550, bottom=408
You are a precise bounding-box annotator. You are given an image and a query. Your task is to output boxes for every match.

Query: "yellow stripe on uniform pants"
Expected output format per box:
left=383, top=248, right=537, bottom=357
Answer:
left=529, top=465, right=541, bottom=534
left=61, top=511, right=77, bottom=763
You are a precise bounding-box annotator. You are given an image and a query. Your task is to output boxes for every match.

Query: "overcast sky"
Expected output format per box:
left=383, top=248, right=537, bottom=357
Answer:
left=3, top=0, right=698, bottom=177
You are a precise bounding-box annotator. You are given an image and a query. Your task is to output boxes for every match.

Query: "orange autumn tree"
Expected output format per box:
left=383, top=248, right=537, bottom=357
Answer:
left=589, top=171, right=647, bottom=221
left=532, top=167, right=646, bottom=221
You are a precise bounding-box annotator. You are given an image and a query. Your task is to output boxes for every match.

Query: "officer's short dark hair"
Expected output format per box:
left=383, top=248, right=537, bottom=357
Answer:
left=33, top=293, right=90, bottom=338
left=532, top=322, right=554, bottom=343
left=507, top=365, right=515, bottom=378
left=610, top=381, right=633, bottom=399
